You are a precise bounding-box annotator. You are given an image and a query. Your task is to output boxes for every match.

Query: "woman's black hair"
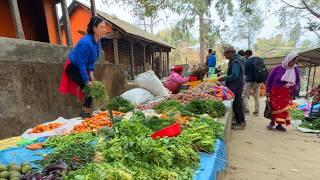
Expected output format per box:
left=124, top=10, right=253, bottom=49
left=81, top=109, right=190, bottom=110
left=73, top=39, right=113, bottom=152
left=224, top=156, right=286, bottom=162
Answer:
left=87, top=16, right=104, bottom=35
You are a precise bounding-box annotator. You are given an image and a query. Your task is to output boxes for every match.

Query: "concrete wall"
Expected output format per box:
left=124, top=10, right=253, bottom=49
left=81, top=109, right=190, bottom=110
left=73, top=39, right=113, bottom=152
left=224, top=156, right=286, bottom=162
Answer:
left=0, top=37, right=127, bottom=139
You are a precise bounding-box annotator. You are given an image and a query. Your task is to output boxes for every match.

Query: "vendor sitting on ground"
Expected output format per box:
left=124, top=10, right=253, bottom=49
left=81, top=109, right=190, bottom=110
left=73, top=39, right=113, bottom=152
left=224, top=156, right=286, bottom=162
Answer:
left=164, top=66, right=189, bottom=94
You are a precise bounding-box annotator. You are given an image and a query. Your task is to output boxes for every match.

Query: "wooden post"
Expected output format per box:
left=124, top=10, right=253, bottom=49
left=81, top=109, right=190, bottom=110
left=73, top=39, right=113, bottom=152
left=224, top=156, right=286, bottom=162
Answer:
left=61, top=0, right=73, bottom=46
left=151, top=49, right=155, bottom=71
left=90, top=0, right=97, bottom=16
left=167, top=52, right=170, bottom=76
left=159, top=50, right=163, bottom=79
left=306, top=65, right=312, bottom=97
left=8, top=0, right=25, bottom=39
left=130, top=41, right=135, bottom=79
left=54, top=4, right=62, bottom=45
left=143, top=44, right=147, bottom=72
left=312, top=66, right=316, bottom=88
left=113, top=39, right=119, bottom=64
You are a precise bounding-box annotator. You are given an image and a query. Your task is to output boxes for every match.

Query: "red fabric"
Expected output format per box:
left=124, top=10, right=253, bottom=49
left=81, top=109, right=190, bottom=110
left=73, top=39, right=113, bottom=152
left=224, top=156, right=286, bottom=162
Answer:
left=173, top=66, right=183, bottom=73
left=189, top=76, right=198, bottom=81
left=58, top=59, right=84, bottom=102
left=270, top=86, right=292, bottom=126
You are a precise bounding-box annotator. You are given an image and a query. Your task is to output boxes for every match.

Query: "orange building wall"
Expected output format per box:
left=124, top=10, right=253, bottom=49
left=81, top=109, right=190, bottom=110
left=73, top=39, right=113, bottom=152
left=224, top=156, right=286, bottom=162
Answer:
left=0, top=0, right=17, bottom=38
left=43, top=0, right=59, bottom=44
left=62, top=5, right=112, bottom=46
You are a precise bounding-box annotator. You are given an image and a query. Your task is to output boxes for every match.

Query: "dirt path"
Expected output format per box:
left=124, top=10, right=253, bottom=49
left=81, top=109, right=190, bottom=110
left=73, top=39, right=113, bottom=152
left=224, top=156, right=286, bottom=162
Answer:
left=224, top=99, right=320, bottom=180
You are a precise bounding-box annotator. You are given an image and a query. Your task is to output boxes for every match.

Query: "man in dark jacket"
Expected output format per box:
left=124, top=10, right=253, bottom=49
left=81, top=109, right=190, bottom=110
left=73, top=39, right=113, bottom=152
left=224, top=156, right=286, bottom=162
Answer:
left=218, top=46, right=246, bottom=130
left=243, top=50, right=260, bottom=116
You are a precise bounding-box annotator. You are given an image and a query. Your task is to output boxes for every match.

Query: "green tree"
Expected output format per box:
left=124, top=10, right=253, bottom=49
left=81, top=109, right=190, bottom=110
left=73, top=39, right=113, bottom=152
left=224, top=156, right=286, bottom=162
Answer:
left=170, top=0, right=233, bottom=64
left=269, top=0, right=320, bottom=39
left=105, top=0, right=170, bottom=34
left=231, top=1, right=263, bottom=49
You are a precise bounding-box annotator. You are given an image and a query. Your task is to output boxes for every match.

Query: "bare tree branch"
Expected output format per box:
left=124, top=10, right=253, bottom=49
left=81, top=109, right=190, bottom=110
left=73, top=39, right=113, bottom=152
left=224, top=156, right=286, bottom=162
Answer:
left=301, top=0, right=320, bottom=19
left=280, top=0, right=306, bottom=9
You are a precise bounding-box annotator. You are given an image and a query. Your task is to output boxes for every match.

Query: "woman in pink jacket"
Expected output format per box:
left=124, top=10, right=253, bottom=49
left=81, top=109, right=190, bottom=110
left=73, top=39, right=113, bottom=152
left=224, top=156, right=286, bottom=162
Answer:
left=164, top=66, right=189, bottom=94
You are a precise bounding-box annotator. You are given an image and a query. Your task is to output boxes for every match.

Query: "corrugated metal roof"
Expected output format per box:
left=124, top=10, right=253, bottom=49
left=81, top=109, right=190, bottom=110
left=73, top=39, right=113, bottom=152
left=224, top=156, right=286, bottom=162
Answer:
left=69, top=1, right=173, bottom=49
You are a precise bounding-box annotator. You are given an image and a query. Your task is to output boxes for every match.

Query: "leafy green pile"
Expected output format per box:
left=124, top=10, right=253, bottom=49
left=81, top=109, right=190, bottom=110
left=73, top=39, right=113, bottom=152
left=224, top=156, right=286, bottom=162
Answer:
left=39, top=142, right=95, bottom=170
left=65, top=111, right=224, bottom=179
left=177, top=117, right=223, bottom=153
left=44, top=132, right=97, bottom=151
left=299, top=118, right=320, bottom=130
left=290, top=108, right=305, bottom=120
left=143, top=116, right=176, bottom=131
left=84, top=81, right=108, bottom=101
left=154, top=100, right=183, bottom=113
left=104, top=96, right=134, bottom=113
left=186, top=99, right=226, bottom=118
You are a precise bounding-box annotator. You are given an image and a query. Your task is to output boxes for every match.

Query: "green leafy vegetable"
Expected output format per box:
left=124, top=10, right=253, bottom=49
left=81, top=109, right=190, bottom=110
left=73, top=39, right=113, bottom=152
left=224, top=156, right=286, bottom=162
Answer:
left=84, top=81, right=108, bottom=101
left=186, top=99, right=226, bottom=118
left=290, top=108, right=305, bottom=120
left=104, top=96, right=134, bottom=113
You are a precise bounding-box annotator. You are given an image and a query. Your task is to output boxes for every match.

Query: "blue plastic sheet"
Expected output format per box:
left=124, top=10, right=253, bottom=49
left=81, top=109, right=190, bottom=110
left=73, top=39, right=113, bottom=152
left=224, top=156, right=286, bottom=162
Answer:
left=0, top=137, right=52, bottom=167
left=194, top=139, right=227, bottom=180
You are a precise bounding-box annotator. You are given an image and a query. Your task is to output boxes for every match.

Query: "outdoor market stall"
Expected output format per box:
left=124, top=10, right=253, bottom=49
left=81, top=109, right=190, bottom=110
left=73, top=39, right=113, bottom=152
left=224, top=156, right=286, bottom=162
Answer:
left=0, top=71, right=234, bottom=180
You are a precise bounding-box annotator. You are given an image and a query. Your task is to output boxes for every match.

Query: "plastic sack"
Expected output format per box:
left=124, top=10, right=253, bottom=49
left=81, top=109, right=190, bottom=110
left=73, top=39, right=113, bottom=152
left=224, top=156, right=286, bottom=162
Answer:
left=135, top=70, right=169, bottom=97
left=121, top=88, right=155, bottom=106
left=21, top=117, right=83, bottom=139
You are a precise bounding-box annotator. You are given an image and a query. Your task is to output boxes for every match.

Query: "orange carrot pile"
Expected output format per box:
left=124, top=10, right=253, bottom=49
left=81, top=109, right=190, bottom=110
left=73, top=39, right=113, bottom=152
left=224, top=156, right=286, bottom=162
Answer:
left=30, top=123, right=63, bottom=134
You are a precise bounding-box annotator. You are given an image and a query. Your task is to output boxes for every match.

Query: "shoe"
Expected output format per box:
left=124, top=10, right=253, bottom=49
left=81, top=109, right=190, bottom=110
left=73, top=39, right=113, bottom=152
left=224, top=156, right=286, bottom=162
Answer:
left=253, top=111, right=259, bottom=116
left=244, top=110, right=250, bottom=114
left=266, top=124, right=274, bottom=130
left=276, top=125, right=287, bottom=132
left=232, top=122, right=246, bottom=130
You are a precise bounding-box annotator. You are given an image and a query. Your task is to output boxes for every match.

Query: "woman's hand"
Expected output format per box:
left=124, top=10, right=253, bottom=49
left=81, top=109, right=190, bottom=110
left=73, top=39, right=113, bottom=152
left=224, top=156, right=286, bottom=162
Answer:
left=87, top=81, right=93, bottom=87
left=90, top=71, right=95, bottom=81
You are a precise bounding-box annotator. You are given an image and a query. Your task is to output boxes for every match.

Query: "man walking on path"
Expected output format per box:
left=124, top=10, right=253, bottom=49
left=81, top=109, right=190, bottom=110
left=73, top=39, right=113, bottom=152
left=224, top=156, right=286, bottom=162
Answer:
left=206, top=49, right=217, bottom=78
left=218, top=46, right=246, bottom=130
left=243, top=50, right=260, bottom=115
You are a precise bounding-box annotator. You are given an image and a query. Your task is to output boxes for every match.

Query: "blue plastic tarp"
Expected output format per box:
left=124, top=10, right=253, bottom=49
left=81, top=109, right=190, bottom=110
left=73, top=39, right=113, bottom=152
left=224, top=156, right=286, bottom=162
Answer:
left=194, top=139, right=227, bottom=180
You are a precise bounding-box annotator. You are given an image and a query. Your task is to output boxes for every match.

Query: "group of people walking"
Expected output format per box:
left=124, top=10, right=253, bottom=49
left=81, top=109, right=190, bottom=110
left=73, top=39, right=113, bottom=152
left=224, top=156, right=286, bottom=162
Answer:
left=216, top=46, right=300, bottom=131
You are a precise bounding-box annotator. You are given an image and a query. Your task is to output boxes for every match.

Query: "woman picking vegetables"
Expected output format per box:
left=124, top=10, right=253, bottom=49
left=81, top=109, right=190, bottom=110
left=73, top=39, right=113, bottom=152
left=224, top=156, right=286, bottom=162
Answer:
left=164, top=66, right=189, bottom=94
left=59, top=16, right=106, bottom=117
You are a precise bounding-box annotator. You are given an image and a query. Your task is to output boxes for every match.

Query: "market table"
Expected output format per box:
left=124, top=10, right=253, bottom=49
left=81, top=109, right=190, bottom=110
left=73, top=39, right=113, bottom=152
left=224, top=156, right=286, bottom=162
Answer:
left=0, top=101, right=233, bottom=180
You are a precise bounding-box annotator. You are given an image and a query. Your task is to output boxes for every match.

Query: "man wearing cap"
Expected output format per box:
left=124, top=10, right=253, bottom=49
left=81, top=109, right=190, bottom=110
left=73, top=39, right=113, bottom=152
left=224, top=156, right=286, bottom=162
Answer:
left=218, top=46, right=246, bottom=130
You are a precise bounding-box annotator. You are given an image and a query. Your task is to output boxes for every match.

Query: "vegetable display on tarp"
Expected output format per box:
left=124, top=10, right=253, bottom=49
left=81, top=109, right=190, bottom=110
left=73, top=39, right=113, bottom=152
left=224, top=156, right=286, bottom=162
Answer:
left=66, top=111, right=224, bottom=179
left=2, top=80, right=229, bottom=179
left=299, top=118, right=320, bottom=130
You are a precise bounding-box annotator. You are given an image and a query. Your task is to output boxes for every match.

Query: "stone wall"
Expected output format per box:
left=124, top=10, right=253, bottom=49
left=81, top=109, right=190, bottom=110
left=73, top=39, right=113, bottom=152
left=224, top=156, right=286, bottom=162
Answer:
left=0, top=37, right=127, bottom=139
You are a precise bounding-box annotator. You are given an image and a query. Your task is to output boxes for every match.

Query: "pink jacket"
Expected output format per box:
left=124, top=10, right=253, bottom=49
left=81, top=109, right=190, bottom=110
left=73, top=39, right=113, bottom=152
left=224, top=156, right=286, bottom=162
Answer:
left=164, top=72, right=189, bottom=93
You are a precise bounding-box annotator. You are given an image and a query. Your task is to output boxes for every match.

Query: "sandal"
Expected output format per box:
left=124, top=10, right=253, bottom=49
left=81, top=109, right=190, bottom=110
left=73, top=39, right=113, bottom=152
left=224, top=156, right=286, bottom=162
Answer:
left=232, top=123, right=246, bottom=130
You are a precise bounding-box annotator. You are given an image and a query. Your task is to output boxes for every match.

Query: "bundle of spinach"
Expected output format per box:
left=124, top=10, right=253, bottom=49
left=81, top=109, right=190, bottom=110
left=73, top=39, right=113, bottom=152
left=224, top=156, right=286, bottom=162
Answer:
left=39, top=142, right=95, bottom=170
left=154, top=100, right=183, bottom=114
left=299, top=118, right=320, bottom=130
left=83, top=81, right=108, bottom=101
left=104, top=96, right=134, bottom=113
left=186, top=99, right=226, bottom=118
left=290, top=108, right=305, bottom=120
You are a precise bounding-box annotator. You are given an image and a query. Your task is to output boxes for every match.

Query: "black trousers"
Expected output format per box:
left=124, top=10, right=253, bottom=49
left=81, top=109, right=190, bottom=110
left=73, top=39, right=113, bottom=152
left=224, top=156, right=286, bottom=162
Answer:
left=233, top=93, right=245, bottom=124
left=66, top=63, right=92, bottom=108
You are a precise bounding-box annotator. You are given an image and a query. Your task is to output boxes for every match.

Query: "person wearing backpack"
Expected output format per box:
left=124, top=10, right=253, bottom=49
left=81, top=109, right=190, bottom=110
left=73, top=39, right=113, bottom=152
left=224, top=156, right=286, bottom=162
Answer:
left=243, top=50, right=268, bottom=116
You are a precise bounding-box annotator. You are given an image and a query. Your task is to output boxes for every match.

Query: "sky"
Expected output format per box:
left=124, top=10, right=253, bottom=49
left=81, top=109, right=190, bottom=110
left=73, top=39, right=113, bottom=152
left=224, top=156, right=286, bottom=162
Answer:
left=65, top=0, right=318, bottom=49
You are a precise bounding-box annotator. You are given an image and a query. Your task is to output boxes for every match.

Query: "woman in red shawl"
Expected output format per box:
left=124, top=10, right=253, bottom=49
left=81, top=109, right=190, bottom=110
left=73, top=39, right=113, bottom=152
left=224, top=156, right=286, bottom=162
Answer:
left=59, top=17, right=106, bottom=117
